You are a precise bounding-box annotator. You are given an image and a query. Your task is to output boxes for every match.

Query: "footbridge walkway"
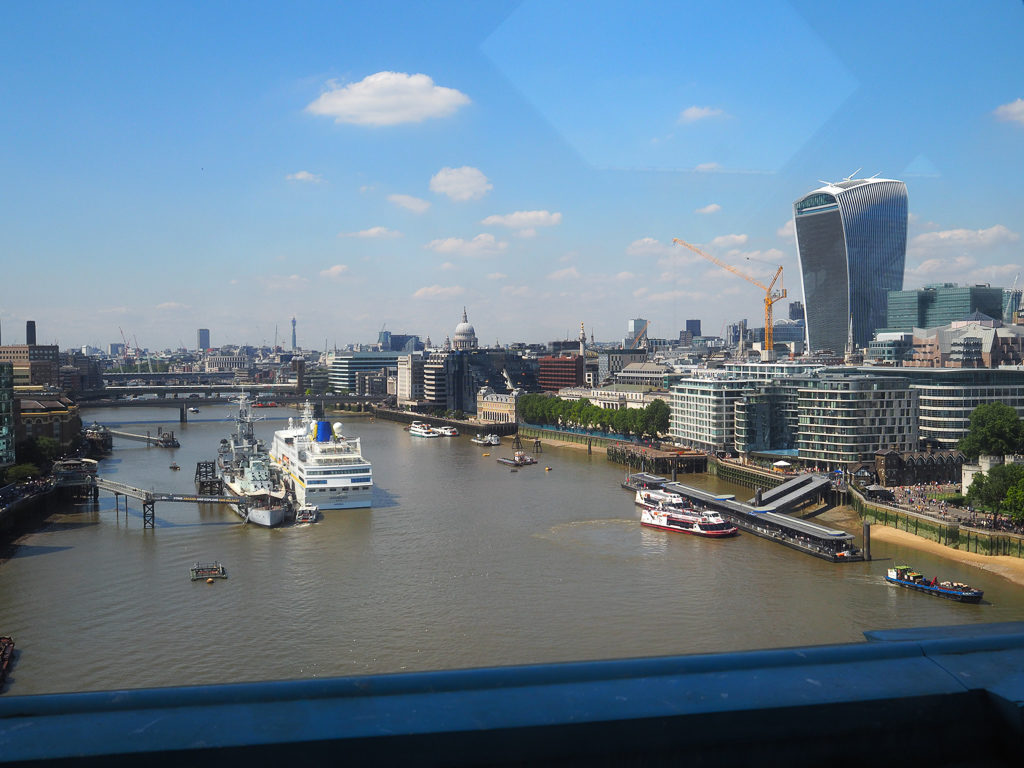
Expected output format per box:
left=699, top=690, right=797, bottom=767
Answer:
left=92, top=476, right=241, bottom=528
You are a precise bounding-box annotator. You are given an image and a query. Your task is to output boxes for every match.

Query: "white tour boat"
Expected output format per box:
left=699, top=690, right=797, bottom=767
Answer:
left=408, top=421, right=440, bottom=438
left=470, top=433, right=501, bottom=446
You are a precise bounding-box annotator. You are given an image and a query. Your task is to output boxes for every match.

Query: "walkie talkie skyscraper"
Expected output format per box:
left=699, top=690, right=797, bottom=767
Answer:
left=792, top=177, right=908, bottom=354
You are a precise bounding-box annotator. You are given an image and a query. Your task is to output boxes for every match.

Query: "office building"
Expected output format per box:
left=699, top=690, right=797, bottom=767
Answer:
left=685, top=319, right=701, bottom=338
left=0, top=344, right=60, bottom=387
left=197, top=328, right=210, bottom=351
left=793, top=177, right=908, bottom=353
left=328, top=351, right=400, bottom=394
left=788, top=302, right=805, bottom=322
left=0, top=363, right=14, bottom=468
left=669, top=376, right=756, bottom=452
left=397, top=353, right=425, bottom=406
left=538, top=355, right=584, bottom=391
left=25, top=321, right=36, bottom=346
left=886, top=284, right=1003, bottom=332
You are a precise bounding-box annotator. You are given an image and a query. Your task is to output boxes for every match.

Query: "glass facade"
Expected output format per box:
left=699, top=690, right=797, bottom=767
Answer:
left=885, top=284, right=1004, bottom=332
left=793, top=179, right=908, bottom=354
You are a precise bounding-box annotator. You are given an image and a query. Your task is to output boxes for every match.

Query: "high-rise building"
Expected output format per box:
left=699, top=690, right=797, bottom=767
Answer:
left=886, top=284, right=1003, bottom=332
left=291, top=317, right=297, bottom=351
left=25, top=321, right=36, bottom=346
left=685, top=319, right=702, bottom=338
left=0, top=362, right=15, bottom=468
left=197, top=328, right=210, bottom=351
left=788, top=302, right=805, bottom=322
left=793, top=178, right=908, bottom=353
left=624, top=318, right=649, bottom=349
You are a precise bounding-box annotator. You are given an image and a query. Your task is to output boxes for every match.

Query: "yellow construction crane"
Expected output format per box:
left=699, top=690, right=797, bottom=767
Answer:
left=672, top=238, right=786, bottom=356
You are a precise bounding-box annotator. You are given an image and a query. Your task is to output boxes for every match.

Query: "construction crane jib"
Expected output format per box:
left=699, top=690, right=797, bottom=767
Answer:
left=672, top=238, right=786, bottom=359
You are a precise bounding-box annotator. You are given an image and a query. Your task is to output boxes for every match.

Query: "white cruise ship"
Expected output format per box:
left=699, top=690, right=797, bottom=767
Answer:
left=269, top=403, right=373, bottom=510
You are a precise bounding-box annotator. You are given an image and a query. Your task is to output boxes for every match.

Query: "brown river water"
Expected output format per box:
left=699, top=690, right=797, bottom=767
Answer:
left=2, top=405, right=1023, bottom=696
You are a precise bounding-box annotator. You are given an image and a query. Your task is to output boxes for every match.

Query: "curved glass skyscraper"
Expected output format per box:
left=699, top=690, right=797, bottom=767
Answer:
left=793, top=178, right=907, bottom=354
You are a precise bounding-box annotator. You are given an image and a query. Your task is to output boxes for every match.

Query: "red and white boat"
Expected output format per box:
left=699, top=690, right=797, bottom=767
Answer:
left=636, top=491, right=738, bottom=538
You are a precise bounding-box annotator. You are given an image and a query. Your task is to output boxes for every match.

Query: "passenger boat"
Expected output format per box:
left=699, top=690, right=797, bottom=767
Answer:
left=471, top=433, right=501, bottom=446
left=634, top=489, right=684, bottom=510
left=885, top=565, right=983, bottom=603
left=294, top=504, right=319, bottom=523
left=190, top=561, right=227, bottom=580
left=436, top=426, right=459, bottom=436
left=497, top=450, right=538, bottom=467
left=640, top=503, right=739, bottom=538
left=1, top=636, right=14, bottom=685
left=188, top=406, right=200, bottom=413
left=269, top=402, right=373, bottom=510
left=408, top=421, right=440, bottom=438
left=169, top=462, right=180, bottom=471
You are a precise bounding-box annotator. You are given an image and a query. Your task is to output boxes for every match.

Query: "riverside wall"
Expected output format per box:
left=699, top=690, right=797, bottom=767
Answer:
left=850, top=487, right=1024, bottom=559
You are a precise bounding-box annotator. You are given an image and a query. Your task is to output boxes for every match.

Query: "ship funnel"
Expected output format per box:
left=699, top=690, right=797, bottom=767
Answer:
left=315, top=420, right=332, bottom=442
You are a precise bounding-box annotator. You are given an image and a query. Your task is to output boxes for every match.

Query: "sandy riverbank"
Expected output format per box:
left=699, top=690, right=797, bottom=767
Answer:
left=817, top=505, right=1024, bottom=586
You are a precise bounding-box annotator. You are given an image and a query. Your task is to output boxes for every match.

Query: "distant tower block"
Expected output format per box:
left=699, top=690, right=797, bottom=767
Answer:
left=291, top=316, right=297, bottom=351
left=197, top=328, right=210, bottom=351
left=26, top=320, right=36, bottom=346
left=579, top=321, right=586, bottom=357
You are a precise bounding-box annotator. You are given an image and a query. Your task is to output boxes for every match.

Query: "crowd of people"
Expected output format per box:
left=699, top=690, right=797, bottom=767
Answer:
left=888, top=482, right=1024, bottom=535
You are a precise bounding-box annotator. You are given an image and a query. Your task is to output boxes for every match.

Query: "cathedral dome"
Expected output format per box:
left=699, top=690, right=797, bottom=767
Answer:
left=453, top=307, right=478, bottom=350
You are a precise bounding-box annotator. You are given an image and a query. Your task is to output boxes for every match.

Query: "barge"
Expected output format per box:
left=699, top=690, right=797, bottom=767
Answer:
left=190, top=561, right=228, bottom=581
left=885, top=565, right=983, bottom=603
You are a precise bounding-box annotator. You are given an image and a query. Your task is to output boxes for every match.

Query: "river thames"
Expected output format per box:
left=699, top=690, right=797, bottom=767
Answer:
left=3, top=405, right=1024, bottom=696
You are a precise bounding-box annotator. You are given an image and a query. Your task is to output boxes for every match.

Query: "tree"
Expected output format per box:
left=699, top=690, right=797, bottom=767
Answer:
left=966, top=463, right=1024, bottom=513
left=647, top=399, right=670, bottom=436
left=4, top=464, right=40, bottom=484
left=959, top=402, right=1023, bottom=459
left=1004, top=479, right=1024, bottom=525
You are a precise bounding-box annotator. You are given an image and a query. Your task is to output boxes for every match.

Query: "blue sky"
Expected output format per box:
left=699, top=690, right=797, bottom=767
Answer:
left=2, top=1, right=1022, bottom=351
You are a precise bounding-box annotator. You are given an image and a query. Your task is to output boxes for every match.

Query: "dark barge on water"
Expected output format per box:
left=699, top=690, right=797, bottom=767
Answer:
left=190, top=562, right=227, bottom=581
left=1, top=636, right=14, bottom=687
left=885, top=565, right=983, bottom=603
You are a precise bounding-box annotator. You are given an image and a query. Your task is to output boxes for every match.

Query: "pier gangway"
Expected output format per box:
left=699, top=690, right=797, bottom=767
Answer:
left=106, top=428, right=180, bottom=448
left=92, top=477, right=243, bottom=528
left=749, top=472, right=833, bottom=513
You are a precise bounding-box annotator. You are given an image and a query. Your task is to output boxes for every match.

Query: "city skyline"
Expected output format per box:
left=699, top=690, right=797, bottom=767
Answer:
left=1, top=2, right=1022, bottom=350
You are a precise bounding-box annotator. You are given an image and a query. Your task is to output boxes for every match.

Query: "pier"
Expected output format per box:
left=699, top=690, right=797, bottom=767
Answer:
left=106, top=427, right=180, bottom=448
left=663, top=473, right=861, bottom=562
left=93, top=476, right=244, bottom=528
left=606, top=442, right=707, bottom=478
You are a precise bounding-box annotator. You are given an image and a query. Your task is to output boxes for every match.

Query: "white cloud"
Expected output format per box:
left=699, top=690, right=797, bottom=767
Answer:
left=709, top=234, right=749, bottom=249
left=615, top=271, right=636, bottom=281
left=155, top=301, right=189, bottom=310
left=647, top=289, right=701, bottom=302
left=678, top=105, right=725, bottom=124
left=626, top=237, right=674, bottom=256
left=907, top=255, right=976, bottom=278
left=994, top=98, right=1024, bottom=126
left=695, top=162, right=720, bottom=173
left=430, top=166, right=492, bottom=201
left=910, top=224, right=1019, bottom=254
left=440, top=261, right=456, bottom=271
left=481, top=210, right=562, bottom=230
left=426, top=233, right=507, bottom=257
left=413, top=284, right=465, bottom=299
left=388, top=193, right=431, bottom=214
left=286, top=170, right=323, bottom=183
left=339, top=226, right=401, bottom=239
left=320, top=265, right=349, bottom=279
left=695, top=203, right=721, bottom=215
left=306, top=71, right=470, bottom=126
left=259, top=274, right=309, bottom=291
left=777, top=220, right=795, bottom=239
left=487, top=272, right=508, bottom=280
left=547, top=266, right=580, bottom=280
left=501, top=285, right=532, bottom=297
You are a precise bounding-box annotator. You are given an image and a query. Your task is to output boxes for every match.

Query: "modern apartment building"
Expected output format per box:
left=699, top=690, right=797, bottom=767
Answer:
left=669, top=376, right=756, bottom=452
left=796, top=375, right=918, bottom=466
left=793, top=178, right=908, bottom=353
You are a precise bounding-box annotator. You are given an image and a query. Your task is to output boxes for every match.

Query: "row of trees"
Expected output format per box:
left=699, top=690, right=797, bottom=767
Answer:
left=518, top=394, right=670, bottom=439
